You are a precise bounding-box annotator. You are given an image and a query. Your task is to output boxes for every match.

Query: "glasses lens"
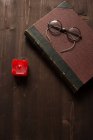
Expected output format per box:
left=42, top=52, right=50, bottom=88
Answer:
left=67, top=27, right=81, bottom=42
left=48, top=20, right=62, bottom=35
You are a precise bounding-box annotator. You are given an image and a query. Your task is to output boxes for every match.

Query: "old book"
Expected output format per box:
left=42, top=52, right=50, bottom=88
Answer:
left=24, top=1, right=93, bottom=93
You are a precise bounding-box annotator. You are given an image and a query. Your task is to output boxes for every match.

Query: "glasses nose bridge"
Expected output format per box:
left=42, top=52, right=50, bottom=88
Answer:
left=60, top=27, right=67, bottom=33
left=47, top=20, right=82, bottom=42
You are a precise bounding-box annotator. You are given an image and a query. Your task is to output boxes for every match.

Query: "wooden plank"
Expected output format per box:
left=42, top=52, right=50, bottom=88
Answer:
left=70, top=0, right=87, bottom=15
left=87, top=0, right=93, bottom=27
left=69, top=0, right=93, bottom=27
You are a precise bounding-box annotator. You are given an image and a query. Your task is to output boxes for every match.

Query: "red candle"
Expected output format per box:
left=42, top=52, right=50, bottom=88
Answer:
left=12, top=59, right=29, bottom=76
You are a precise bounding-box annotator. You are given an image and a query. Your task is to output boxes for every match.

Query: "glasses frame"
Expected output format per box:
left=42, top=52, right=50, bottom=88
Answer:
left=46, top=20, right=82, bottom=53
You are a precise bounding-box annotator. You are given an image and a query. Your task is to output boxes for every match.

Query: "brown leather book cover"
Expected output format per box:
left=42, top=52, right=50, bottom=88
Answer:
left=25, top=1, right=93, bottom=93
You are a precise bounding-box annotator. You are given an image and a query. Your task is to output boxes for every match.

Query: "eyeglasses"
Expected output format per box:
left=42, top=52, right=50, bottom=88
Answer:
left=46, top=20, right=82, bottom=53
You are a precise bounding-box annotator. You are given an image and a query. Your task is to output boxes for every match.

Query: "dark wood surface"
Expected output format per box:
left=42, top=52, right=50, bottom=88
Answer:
left=0, top=0, right=93, bottom=140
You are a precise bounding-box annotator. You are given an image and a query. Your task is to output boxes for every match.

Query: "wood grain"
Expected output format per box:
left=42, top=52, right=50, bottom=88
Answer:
left=70, top=0, right=93, bottom=27
left=0, top=0, right=93, bottom=140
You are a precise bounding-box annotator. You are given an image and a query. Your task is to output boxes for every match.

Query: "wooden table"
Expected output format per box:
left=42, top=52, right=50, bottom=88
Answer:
left=0, top=0, right=93, bottom=139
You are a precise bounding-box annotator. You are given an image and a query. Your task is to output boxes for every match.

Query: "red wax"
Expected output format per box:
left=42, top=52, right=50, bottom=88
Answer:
left=12, top=59, right=29, bottom=76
